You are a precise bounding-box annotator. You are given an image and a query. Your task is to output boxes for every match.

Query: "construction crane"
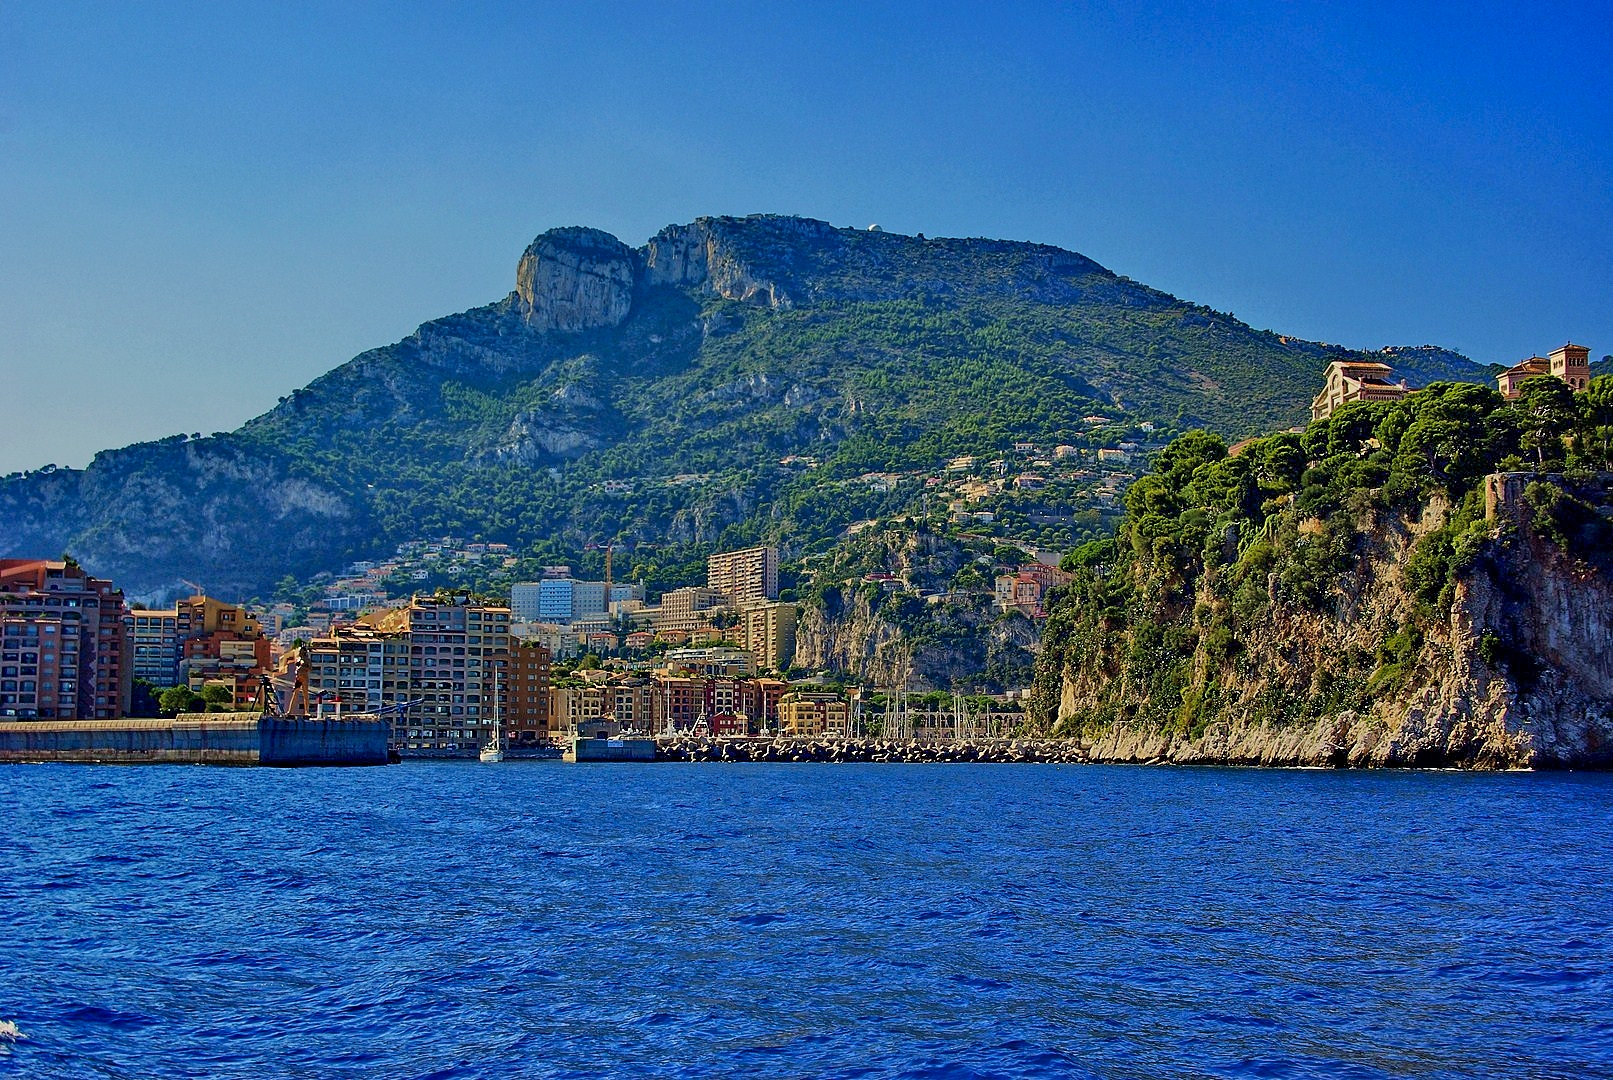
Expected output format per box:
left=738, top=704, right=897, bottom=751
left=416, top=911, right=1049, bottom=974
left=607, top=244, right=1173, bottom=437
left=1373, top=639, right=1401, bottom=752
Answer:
left=254, top=657, right=307, bottom=718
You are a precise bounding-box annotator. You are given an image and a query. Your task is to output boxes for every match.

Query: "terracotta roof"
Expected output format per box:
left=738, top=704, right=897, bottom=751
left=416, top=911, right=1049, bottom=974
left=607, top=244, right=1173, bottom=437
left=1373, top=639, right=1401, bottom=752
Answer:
left=1502, top=357, right=1551, bottom=376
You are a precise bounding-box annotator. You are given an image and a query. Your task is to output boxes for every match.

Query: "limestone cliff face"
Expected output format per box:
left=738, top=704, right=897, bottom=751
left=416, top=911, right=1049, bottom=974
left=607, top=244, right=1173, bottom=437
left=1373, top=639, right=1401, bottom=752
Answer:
left=794, top=589, right=913, bottom=687
left=0, top=435, right=365, bottom=603
left=794, top=585, right=1039, bottom=691
left=643, top=217, right=815, bottom=308
left=1042, top=476, right=1613, bottom=769
left=515, top=227, right=637, bottom=331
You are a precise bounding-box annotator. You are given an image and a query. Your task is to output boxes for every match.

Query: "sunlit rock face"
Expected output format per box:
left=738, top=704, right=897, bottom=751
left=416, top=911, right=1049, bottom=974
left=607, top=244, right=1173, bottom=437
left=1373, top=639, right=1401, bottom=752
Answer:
left=515, top=227, right=637, bottom=332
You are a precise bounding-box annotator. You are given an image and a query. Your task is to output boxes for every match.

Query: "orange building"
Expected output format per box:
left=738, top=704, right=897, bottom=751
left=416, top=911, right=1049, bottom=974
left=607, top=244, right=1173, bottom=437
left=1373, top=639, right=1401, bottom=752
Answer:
left=505, top=641, right=553, bottom=744
left=0, top=559, right=131, bottom=719
left=740, top=677, right=790, bottom=731
left=178, top=596, right=273, bottom=708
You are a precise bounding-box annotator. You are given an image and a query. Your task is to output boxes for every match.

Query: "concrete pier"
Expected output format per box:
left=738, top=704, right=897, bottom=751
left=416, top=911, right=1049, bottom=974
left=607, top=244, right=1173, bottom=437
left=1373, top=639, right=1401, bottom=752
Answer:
left=0, top=713, right=391, bottom=766
left=565, top=736, right=657, bottom=762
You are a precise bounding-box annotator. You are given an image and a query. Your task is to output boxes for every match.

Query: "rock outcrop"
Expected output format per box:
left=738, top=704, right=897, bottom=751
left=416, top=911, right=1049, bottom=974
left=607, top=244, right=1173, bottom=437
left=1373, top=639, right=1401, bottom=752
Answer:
left=1040, top=474, right=1613, bottom=769
left=643, top=217, right=808, bottom=308
left=515, top=226, right=637, bottom=331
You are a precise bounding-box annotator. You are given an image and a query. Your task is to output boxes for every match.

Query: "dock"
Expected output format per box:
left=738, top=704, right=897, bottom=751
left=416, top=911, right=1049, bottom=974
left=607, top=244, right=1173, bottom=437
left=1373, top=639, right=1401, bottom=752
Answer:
left=564, top=736, right=657, bottom=762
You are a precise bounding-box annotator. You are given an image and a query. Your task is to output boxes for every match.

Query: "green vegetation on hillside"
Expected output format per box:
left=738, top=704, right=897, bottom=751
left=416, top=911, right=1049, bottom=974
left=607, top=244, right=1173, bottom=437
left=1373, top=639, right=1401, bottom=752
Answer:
left=0, top=217, right=1493, bottom=597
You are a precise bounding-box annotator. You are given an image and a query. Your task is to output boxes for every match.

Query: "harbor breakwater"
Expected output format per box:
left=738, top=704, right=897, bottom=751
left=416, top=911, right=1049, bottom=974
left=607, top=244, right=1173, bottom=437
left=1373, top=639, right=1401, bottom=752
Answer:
left=0, top=713, right=391, bottom=766
left=654, top=736, right=1086, bottom=764
left=650, top=733, right=1612, bottom=768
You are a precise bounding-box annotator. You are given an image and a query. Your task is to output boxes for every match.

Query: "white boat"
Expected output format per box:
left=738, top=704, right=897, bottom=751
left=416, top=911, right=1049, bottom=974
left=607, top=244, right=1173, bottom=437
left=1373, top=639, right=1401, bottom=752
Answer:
left=480, top=668, right=504, bottom=763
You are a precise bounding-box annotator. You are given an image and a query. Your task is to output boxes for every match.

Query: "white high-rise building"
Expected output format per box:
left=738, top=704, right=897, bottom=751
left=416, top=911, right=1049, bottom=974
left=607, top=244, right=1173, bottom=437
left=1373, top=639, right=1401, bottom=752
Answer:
left=522, top=578, right=611, bottom=625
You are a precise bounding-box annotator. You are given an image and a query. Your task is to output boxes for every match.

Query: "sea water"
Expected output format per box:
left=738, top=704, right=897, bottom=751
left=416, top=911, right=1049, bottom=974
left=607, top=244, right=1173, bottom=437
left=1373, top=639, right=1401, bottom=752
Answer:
left=2, top=762, right=1610, bottom=1079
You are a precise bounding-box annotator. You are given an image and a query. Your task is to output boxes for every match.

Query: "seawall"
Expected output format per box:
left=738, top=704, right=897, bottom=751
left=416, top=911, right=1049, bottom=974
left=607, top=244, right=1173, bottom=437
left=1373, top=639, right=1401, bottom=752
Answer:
left=0, top=713, right=391, bottom=766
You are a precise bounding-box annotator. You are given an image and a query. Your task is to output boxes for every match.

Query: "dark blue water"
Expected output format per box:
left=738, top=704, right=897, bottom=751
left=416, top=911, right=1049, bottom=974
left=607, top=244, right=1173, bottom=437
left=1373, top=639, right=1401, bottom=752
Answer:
left=2, top=763, right=1611, bottom=1079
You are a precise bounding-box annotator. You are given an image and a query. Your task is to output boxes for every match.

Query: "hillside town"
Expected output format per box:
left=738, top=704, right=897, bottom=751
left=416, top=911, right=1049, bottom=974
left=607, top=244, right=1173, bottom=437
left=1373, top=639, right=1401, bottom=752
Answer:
left=0, top=541, right=1036, bottom=757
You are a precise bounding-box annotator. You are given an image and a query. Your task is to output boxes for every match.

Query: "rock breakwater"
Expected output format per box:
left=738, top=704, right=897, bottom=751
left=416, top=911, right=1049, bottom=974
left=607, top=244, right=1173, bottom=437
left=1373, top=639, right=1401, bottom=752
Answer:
left=654, top=737, right=1086, bottom=764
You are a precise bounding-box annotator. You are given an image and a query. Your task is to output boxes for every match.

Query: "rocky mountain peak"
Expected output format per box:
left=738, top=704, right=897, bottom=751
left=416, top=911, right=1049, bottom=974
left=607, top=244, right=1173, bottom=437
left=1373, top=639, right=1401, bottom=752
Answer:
left=514, top=226, right=637, bottom=332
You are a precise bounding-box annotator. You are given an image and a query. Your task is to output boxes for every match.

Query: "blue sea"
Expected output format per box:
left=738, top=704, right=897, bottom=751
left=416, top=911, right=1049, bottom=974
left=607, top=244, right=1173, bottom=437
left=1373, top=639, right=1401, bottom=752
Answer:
left=2, top=763, right=1611, bottom=1079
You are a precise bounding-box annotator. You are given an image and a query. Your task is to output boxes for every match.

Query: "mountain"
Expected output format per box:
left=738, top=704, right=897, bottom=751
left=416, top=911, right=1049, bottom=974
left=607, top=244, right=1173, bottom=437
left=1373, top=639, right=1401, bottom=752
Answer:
left=0, top=214, right=1490, bottom=599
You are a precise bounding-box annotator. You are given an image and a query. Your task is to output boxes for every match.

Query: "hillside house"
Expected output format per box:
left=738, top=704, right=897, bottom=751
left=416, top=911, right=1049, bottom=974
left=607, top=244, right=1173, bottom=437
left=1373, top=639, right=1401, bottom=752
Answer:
left=1310, top=360, right=1414, bottom=422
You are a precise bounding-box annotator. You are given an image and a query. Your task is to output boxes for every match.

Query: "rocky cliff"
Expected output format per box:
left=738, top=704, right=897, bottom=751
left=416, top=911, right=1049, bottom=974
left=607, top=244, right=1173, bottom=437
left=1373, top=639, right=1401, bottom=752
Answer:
left=515, top=227, right=637, bottom=331
left=794, top=585, right=1040, bottom=691
left=1034, top=471, right=1613, bottom=769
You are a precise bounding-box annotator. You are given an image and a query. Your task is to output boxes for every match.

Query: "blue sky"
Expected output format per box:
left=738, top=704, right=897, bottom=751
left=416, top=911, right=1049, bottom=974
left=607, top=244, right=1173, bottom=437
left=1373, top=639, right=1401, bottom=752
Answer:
left=1, top=1, right=1608, bottom=473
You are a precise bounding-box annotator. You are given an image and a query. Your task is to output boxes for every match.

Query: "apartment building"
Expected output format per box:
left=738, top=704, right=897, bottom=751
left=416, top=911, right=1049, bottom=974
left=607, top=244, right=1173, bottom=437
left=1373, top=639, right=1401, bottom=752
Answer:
left=740, top=678, right=790, bottom=732
left=181, top=597, right=272, bottom=707
left=302, top=595, right=512, bottom=755
left=522, top=578, right=609, bottom=624
left=129, top=594, right=270, bottom=696
left=550, top=679, right=654, bottom=739
left=185, top=633, right=273, bottom=708
left=663, top=647, right=756, bottom=678
left=778, top=691, right=851, bottom=738
left=129, top=607, right=185, bottom=685
left=400, top=597, right=511, bottom=752
left=650, top=587, right=731, bottom=634
left=650, top=675, right=703, bottom=733
left=739, top=601, right=797, bottom=672
left=505, top=640, right=553, bottom=744
left=0, top=559, right=131, bottom=719
left=551, top=684, right=608, bottom=739
left=707, top=546, right=779, bottom=604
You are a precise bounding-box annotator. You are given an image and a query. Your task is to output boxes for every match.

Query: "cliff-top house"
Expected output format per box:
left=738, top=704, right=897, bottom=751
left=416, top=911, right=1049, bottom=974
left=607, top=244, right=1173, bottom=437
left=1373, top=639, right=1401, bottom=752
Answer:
left=1311, top=360, right=1415, bottom=422
left=1496, top=343, right=1592, bottom=399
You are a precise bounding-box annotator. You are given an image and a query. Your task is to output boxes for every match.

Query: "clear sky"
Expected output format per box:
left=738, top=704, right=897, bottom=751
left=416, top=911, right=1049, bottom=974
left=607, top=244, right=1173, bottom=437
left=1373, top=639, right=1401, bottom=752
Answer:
left=1, top=1, right=1608, bottom=473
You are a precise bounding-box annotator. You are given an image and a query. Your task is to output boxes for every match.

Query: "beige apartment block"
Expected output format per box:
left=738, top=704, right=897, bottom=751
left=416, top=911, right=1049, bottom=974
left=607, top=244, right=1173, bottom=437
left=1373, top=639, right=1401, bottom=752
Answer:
left=740, top=601, right=797, bottom=672
left=778, top=691, right=850, bottom=738
left=650, top=586, right=732, bottom=634
left=706, top=546, right=779, bottom=604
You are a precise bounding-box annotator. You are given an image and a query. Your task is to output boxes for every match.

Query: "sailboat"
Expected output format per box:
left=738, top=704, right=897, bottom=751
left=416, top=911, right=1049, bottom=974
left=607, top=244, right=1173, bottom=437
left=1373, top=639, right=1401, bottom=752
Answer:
left=480, top=667, right=504, bottom=763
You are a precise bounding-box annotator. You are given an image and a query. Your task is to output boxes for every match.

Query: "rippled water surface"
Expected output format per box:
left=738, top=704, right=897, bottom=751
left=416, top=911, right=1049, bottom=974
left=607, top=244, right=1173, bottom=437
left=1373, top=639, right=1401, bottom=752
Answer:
left=3, top=763, right=1612, bottom=1079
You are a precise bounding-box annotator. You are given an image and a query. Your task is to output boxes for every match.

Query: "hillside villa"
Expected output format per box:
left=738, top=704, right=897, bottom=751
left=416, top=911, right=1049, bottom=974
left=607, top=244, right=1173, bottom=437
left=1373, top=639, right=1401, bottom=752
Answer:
left=1496, top=343, right=1592, bottom=399
left=1312, top=343, right=1597, bottom=423
left=1310, top=360, right=1414, bottom=422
